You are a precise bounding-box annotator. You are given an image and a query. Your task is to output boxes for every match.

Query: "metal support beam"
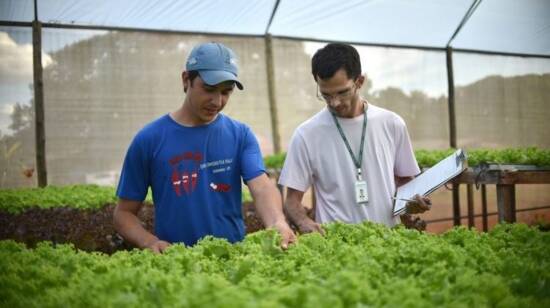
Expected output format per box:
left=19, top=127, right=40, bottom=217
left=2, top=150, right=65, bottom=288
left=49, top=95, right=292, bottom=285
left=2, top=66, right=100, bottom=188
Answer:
left=32, top=1, right=47, bottom=187
left=446, top=47, right=456, bottom=148
left=444, top=0, right=483, bottom=223
left=264, top=34, right=282, bottom=153
left=446, top=47, right=460, bottom=225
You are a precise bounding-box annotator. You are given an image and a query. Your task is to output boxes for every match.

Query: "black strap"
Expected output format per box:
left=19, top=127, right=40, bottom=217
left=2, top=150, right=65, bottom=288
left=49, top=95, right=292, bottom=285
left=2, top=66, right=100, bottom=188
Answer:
left=330, top=102, right=368, bottom=178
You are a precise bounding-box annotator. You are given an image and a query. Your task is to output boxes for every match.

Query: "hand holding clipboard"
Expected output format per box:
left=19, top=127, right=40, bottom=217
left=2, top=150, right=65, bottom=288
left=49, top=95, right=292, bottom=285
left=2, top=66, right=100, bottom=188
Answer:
left=393, top=149, right=467, bottom=216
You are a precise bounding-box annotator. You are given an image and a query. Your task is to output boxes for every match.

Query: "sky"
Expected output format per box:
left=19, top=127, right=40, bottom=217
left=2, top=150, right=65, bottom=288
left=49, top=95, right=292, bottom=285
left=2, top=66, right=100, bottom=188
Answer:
left=0, top=31, right=51, bottom=135
left=0, top=28, right=103, bottom=135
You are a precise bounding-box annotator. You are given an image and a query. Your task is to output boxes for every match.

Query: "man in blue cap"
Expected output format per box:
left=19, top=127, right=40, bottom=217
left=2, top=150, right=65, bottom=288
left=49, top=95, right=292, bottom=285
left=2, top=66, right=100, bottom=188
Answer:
left=114, top=42, right=296, bottom=253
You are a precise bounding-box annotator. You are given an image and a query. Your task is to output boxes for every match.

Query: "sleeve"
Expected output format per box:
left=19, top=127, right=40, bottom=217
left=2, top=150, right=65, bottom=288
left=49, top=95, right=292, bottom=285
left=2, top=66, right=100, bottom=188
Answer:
left=116, top=132, right=150, bottom=201
left=240, top=126, right=266, bottom=182
left=393, top=115, right=421, bottom=177
left=278, top=130, right=312, bottom=192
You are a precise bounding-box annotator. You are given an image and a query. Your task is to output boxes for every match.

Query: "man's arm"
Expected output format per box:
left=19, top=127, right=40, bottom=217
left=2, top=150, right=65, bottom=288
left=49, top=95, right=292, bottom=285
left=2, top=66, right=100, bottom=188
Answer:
left=247, top=173, right=296, bottom=249
left=113, top=199, right=170, bottom=253
left=284, top=187, right=324, bottom=235
left=395, top=175, right=414, bottom=188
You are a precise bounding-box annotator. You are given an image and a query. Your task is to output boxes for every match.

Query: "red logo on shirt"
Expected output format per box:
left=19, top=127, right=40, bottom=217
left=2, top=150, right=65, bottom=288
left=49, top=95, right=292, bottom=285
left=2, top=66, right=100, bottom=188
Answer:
left=169, top=151, right=202, bottom=196
left=210, top=182, right=231, bottom=192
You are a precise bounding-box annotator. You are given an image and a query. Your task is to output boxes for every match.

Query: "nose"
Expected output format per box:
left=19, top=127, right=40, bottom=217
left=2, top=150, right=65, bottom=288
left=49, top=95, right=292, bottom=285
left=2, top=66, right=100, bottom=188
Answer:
left=327, top=96, right=342, bottom=108
left=210, top=91, right=223, bottom=106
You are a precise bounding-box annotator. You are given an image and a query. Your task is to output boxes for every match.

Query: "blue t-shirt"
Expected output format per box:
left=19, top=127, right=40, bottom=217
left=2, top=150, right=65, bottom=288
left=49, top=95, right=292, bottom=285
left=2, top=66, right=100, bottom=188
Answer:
left=116, top=113, right=265, bottom=246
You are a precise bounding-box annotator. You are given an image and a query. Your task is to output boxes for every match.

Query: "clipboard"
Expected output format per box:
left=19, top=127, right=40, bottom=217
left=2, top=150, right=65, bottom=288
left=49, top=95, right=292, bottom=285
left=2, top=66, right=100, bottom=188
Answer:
left=392, top=149, right=468, bottom=216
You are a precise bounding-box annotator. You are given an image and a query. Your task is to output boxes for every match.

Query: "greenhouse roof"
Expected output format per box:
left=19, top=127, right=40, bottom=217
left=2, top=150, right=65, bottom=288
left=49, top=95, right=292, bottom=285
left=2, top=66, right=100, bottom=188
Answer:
left=1, top=0, right=549, bottom=56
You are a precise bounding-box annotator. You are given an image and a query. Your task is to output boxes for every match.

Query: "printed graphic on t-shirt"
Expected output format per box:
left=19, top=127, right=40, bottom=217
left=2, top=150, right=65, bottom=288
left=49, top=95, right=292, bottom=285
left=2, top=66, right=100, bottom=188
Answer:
left=201, top=158, right=234, bottom=193
left=209, top=182, right=231, bottom=192
left=168, top=153, right=234, bottom=196
left=169, top=151, right=202, bottom=196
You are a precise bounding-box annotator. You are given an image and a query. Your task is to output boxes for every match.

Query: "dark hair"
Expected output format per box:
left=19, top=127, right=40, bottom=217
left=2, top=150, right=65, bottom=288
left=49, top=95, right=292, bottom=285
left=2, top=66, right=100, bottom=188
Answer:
left=311, top=43, right=361, bottom=81
left=188, top=70, right=200, bottom=85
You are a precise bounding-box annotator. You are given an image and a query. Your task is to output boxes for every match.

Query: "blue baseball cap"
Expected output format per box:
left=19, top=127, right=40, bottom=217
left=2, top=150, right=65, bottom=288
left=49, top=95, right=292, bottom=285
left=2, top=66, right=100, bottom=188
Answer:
left=186, top=42, right=243, bottom=90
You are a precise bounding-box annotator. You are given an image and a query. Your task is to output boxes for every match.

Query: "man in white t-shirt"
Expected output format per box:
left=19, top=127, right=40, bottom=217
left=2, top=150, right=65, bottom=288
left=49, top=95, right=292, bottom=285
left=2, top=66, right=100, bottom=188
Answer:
left=278, top=43, right=431, bottom=234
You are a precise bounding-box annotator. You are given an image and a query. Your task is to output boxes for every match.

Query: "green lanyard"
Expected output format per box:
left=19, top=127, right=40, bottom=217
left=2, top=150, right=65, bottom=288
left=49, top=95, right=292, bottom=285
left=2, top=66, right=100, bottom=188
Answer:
left=330, top=102, right=368, bottom=181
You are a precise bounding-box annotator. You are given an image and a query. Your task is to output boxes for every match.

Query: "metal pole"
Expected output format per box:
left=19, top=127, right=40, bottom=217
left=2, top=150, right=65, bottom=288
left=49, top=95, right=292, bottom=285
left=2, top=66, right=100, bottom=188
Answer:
left=445, top=0, right=483, bottom=228
left=446, top=47, right=460, bottom=225
left=32, top=0, right=47, bottom=187
left=264, top=34, right=282, bottom=153
left=446, top=47, right=457, bottom=148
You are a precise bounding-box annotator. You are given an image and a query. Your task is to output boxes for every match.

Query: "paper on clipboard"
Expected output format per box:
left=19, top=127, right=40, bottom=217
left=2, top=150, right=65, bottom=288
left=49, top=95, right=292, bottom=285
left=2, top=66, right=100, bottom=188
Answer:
left=393, top=149, right=467, bottom=216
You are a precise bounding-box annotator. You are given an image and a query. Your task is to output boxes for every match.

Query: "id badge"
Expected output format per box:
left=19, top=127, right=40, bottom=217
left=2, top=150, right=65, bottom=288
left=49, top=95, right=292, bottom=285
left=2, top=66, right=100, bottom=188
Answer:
left=355, top=180, right=368, bottom=204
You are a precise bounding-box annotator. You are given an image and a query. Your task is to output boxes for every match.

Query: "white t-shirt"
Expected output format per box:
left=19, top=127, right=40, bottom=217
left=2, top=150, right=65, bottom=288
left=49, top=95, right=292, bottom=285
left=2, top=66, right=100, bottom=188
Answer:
left=279, top=104, right=420, bottom=226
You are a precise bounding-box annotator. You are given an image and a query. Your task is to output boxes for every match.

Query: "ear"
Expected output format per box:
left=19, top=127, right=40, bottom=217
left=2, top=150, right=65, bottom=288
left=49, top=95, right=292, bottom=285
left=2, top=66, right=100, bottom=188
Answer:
left=355, top=75, right=365, bottom=89
left=182, top=71, right=189, bottom=93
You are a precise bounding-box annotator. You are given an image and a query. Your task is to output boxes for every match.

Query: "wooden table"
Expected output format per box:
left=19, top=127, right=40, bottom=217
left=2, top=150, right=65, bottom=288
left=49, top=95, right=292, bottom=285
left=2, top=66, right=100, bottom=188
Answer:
left=270, top=165, right=550, bottom=231
left=451, top=165, right=550, bottom=230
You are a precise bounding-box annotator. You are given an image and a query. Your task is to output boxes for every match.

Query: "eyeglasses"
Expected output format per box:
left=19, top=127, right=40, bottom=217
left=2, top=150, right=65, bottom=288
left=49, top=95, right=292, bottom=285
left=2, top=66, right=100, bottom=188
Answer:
left=316, top=83, right=357, bottom=103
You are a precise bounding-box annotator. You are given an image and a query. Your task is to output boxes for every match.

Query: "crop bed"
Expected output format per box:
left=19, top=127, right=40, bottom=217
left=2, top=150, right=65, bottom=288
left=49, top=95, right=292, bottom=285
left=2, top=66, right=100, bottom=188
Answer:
left=1, top=222, right=549, bottom=307
left=1, top=147, right=548, bottom=306
left=0, top=201, right=271, bottom=253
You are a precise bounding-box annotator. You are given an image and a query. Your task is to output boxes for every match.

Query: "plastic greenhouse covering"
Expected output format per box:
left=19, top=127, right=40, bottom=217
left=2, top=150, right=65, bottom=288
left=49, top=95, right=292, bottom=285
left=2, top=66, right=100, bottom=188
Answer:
left=0, top=0, right=549, bottom=228
left=2, top=0, right=549, bottom=55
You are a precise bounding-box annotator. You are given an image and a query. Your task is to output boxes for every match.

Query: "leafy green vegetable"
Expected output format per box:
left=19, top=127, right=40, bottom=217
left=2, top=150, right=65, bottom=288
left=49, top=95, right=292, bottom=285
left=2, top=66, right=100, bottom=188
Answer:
left=264, top=152, right=286, bottom=169
left=264, top=147, right=550, bottom=169
left=0, top=185, right=153, bottom=214
left=241, top=186, right=252, bottom=203
left=0, top=184, right=252, bottom=214
left=1, top=222, right=549, bottom=307
left=465, top=147, right=550, bottom=167
left=2, top=148, right=548, bottom=213
left=0, top=185, right=117, bottom=213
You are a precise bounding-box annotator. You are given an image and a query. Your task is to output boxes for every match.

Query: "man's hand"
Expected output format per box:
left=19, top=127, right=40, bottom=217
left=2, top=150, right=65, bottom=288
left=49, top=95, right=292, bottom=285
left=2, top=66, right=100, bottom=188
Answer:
left=247, top=174, right=299, bottom=250
left=400, top=214, right=427, bottom=231
left=114, top=199, right=171, bottom=254
left=144, top=238, right=171, bottom=254
left=297, top=218, right=325, bottom=236
left=271, top=220, right=297, bottom=250
left=405, top=194, right=432, bottom=214
left=284, top=187, right=325, bottom=236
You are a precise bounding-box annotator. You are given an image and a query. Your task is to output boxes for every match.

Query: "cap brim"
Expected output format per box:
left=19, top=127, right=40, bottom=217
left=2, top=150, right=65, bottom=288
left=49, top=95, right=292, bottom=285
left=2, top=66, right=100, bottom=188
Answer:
left=198, top=70, right=244, bottom=90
